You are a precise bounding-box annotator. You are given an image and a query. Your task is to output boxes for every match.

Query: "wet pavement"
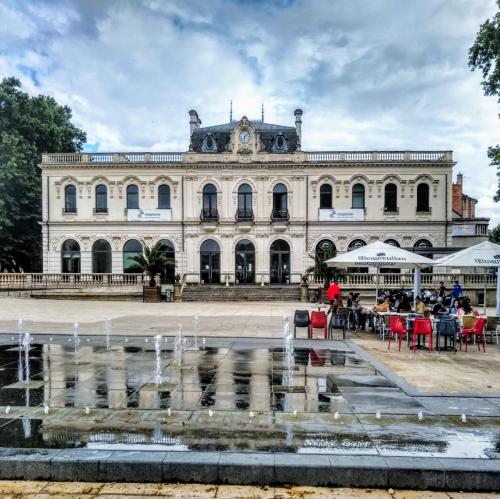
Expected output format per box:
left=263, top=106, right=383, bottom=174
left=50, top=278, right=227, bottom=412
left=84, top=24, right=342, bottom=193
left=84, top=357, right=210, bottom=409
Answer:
left=1, top=333, right=500, bottom=460
left=2, top=480, right=498, bottom=498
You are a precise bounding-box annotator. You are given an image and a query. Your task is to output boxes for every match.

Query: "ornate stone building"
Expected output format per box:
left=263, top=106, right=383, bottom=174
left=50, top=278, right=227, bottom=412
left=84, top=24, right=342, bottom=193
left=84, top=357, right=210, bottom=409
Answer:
left=40, top=109, right=456, bottom=285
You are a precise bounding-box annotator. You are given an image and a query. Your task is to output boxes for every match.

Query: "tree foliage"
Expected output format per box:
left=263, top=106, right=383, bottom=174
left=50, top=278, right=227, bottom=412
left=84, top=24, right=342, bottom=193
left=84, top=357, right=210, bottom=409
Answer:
left=0, top=77, right=86, bottom=271
left=489, top=223, right=500, bottom=243
left=131, top=241, right=172, bottom=286
left=469, top=2, right=500, bottom=203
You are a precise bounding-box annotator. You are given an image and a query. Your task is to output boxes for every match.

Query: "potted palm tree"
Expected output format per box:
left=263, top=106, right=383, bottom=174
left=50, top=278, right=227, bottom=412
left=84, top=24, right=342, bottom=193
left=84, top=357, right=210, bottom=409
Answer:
left=130, top=241, right=169, bottom=302
left=305, top=247, right=345, bottom=302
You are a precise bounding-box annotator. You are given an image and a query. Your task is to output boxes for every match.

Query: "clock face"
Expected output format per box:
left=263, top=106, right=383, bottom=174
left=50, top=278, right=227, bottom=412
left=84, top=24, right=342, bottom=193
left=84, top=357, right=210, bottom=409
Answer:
left=239, top=130, right=250, bottom=144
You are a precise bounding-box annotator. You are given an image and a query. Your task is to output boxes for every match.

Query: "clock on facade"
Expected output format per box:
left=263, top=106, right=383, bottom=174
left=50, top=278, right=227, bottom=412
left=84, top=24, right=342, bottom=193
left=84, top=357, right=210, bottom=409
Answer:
left=239, top=130, right=250, bottom=144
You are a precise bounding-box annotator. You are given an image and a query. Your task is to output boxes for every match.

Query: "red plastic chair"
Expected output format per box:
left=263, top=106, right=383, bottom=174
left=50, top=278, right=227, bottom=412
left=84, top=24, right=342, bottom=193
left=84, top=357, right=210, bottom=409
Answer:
left=310, top=311, right=327, bottom=339
left=388, top=316, right=408, bottom=351
left=459, top=316, right=487, bottom=352
left=412, top=318, right=433, bottom=352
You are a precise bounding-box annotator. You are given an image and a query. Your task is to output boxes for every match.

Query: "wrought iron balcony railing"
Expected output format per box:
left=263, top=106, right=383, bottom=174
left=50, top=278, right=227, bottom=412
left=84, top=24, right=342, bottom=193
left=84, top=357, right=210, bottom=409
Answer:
left=236, top=209, right=254, bottom=221
left=201, top=208, right=219, bottom=221
left=271, top=209, right=289, bottom=221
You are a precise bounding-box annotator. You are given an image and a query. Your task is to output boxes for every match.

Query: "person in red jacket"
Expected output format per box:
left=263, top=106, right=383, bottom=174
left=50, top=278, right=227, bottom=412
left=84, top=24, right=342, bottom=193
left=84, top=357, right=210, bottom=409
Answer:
left=327, top=281, right=342, bottom=303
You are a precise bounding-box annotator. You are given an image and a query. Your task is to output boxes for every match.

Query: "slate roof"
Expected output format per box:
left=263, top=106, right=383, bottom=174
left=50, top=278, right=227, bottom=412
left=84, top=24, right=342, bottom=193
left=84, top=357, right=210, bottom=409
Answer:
left=190, top=120, right=299, bottom=153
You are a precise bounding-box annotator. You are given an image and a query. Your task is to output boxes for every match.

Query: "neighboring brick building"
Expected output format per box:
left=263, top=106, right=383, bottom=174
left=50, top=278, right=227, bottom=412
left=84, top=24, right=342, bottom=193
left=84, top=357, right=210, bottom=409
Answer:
left=452, top=173, right=489, bottom=247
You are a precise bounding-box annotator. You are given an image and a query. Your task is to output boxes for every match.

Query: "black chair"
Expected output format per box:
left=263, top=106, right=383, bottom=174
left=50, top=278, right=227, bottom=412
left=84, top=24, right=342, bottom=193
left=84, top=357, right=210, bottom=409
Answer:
left=328, top=307, right=349, bottom=340
left=435, top=316, right=458, bottom=352
left=294, top=310, right=310, bottom=338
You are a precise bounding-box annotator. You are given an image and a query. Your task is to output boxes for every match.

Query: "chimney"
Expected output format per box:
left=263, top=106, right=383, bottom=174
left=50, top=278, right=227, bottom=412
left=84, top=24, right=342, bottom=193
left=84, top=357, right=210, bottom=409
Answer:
left=294, top=109, right=303, bottom=149
left=452, top=172, right=463, bottom=216
left=189, top=110, right=201, bottom=136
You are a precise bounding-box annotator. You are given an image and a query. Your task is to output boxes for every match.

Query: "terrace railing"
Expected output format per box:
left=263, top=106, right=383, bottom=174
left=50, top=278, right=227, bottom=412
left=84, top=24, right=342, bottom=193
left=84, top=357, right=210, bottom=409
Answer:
left=41, top=152, right=183, bottom=164
left=307, top=151, right=453, bottom=162
left=306, top=272, right=497, bottom=289
left=0, top=273, right=145, bottom=290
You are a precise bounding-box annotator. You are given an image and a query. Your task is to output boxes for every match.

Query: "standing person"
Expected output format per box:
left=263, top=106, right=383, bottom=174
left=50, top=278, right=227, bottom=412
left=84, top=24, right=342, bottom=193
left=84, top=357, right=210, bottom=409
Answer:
left=438, top=281, right=446, bottom=299
left=452, top=280, right=462, bottom=301
left=327, top=280, right=342, bottom=304
left=415, top=296, right=426, bottom=314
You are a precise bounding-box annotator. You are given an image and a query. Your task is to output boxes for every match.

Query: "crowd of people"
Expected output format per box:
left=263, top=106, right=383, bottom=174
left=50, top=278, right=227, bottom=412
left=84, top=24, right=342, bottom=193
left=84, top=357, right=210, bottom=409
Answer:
left=325, top=280, right=478, bottom=332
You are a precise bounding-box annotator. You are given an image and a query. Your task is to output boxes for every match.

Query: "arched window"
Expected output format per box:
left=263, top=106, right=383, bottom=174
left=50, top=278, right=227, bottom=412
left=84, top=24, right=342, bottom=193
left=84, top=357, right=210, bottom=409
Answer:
left=64, top=185, right=77, bottom=213
left=200, top=239, right=220, bottom=284
left=352, top=183, right=365, bottom=209
left=92, top=239, right=112, bottom=273
left=315, top=240, right=336, bottom=261
left=384, top=239, right=400, bottom=247
left=347, top=239, right=367, bottom=273
left=158, top=239, right=175, bottom=284
left=320, top=184, right=332, bottom=209
left=414, top=239, right=433, bottom=273
left=123, top=239, right=143, bottom=273
left=158, top=185, right=171, bottom=209
left=61, top=239, right=80, bottom=273
left=416, top=183, right=430, bottom=212
left=235, top=239, right=256, bottom=284
left=270, top=239, right=290, bottom=284
left=384, top=183, right=397, bottom=212
left=348, top=239, right=366, bottom=251
left=127, top=185, right=139, bottom=210
left=95, top=184, right=107, bottom=213
left=202, top=184, right=218, bottom=219
left=272, top=183, right=288, bottom=219
left=237, top=183, right=253, bottom=220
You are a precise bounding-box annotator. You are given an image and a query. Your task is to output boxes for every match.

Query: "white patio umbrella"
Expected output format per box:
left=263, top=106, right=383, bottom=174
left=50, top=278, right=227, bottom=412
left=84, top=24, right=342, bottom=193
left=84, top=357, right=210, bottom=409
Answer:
left=434, top=240, right=500, bottom=316
left=325, top=241, right=435, bottom=304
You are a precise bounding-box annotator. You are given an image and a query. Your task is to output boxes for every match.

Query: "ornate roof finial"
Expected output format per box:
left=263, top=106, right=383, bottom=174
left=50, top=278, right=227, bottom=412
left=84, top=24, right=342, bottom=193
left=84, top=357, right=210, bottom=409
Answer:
left=230, top=100, right=233, bottom=122
left=261, top=103, right=264, bottom=122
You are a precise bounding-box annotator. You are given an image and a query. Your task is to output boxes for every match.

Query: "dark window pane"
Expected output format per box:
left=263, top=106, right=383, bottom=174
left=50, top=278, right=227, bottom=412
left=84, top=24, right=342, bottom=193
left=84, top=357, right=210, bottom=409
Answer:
left=92, top=239, right=112, bottom=273
left=65, top=185, right=77, bottom=212
left=352, top=183, right=365, bottom=209
left=95, top=184, right=107, bottom=212
left=320, top=184, right=332, bottom=209
left=416, top=183, right=429, bottom=211
left=127, top=185, right=139, bottom=209
left=158, top=185, right=171, bottom=209
left=384, top=183, right=397, bottom=212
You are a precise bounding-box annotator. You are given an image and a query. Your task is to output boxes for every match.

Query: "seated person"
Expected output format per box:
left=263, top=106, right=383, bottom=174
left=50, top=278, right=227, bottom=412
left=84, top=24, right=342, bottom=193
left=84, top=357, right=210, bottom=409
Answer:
left=346, top=292, right=354, bottom=308
left=397, top=294, right=412, bottom=313
left=352, top=297, right=368, bottom=330
left=415, top=296, right=426, bottom=315
left=432, top=297, right=448, bottom=317
left=458, top=299, right=478, bottom=324
left=449, top=299, right=459, bottom=315
left=330, top=294, right=344, bottom=314
left=369, top=298, right=390, bottom=331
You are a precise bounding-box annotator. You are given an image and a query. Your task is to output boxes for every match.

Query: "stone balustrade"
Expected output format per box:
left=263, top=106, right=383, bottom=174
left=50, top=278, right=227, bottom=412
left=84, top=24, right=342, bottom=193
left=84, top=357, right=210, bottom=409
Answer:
left=0, top=273, right=145, bottom=289
left=306, top=272, right=496, bottom=289
left=40, top=150, right=453, bottom=165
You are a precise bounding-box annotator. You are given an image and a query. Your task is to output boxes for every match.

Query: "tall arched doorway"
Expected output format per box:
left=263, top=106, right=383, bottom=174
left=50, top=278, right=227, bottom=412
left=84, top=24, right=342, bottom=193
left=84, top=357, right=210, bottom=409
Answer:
left=200, top=239, right=220, bottom=284
left=158, top=239, right=175, bottom=284
left=123, top=239, right=143, bottom=273
left=92, top=239, right=112, bottom=273
left=61, top=239, right=80, bottom=273
left=235, top=239, right=255, bottom=284
left=270, top=239, right=290, bottom=284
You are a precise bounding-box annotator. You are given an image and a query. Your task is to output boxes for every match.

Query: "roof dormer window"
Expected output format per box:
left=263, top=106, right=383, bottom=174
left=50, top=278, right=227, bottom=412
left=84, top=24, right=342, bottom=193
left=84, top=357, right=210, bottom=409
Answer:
left=273, top=134, right=288, bottom=152
left=202, top=134, right=217, bottom=152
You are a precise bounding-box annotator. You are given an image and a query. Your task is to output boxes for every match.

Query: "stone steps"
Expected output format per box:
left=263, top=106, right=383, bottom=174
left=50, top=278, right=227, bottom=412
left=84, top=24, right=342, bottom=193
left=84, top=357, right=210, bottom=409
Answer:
left=182, top=285, right=302, bottom=302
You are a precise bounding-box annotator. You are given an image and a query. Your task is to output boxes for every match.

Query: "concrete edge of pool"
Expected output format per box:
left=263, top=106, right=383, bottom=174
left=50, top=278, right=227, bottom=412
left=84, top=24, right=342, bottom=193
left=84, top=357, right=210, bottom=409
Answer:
left=0, top=448, right=498, bottom=491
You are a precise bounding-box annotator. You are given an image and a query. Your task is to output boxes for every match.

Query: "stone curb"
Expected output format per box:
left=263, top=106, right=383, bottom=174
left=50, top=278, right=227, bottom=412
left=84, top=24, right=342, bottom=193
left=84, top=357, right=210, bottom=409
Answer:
left=0, top=448, right=498, bottom=491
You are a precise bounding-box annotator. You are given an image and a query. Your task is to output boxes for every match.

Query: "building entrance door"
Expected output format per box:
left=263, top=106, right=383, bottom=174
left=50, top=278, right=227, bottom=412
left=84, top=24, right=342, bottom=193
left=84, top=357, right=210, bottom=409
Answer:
left=270, top=239, right=290, bottom=284
left=235, top=239, right=255, bottom=284
left=200, top=239, right=220, bottom=284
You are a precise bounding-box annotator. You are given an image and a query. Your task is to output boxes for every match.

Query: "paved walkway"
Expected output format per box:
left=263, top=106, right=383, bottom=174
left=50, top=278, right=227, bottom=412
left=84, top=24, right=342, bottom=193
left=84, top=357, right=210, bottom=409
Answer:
left=0, top=481, right=497, bottom=498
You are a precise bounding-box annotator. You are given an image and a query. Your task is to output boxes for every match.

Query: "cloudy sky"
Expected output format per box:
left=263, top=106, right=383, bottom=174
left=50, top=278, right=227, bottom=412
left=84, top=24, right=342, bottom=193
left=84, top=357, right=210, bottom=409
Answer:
left=1, top=0, right=499, bottom=225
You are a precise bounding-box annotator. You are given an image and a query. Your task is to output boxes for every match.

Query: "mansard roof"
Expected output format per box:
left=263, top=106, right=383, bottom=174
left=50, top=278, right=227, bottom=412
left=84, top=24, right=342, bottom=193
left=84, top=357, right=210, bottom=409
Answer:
left=190, top=120, right=299, bottom=153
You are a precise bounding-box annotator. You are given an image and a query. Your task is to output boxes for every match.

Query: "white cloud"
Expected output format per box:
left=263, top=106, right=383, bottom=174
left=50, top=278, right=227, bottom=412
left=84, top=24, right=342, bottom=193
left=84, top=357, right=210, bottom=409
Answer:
left=0, top=0, right=499, bottom=226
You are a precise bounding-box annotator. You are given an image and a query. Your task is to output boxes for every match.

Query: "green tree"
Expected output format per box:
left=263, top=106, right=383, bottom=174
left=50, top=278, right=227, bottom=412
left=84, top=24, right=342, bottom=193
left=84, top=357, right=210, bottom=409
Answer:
left=0, top=77, right=86, bottom=271
left=130, top=241, right=172, bottom=287
left=469, top=2, right=500, bottom=201
left=489, top=223, right=500, bottom=243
